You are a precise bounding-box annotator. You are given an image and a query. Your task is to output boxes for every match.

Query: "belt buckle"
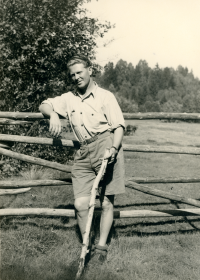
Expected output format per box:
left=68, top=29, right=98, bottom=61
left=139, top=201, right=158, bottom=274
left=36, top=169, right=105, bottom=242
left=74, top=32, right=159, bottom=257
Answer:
left=81, top=139, right=88, bottom=146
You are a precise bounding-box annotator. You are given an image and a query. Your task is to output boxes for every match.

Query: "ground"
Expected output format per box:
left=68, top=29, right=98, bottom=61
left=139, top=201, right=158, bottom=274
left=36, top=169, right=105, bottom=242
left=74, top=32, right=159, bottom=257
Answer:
left=0, top=120, right=200, bottom=280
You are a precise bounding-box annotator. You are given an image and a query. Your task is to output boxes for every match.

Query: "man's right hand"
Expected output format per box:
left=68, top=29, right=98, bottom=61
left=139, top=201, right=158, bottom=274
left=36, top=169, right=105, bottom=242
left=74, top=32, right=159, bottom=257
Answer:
left=49, top=112, right=61, bottom=137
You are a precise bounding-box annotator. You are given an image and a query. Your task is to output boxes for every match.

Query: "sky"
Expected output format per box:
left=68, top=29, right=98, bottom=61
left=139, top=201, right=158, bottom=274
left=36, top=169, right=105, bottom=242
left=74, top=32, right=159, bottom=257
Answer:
left=84, top=0, right=200, bottom=79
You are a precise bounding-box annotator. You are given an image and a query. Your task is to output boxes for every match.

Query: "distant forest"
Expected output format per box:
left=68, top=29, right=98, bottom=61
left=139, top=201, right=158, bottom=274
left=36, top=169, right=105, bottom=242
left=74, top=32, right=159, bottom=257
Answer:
left=95, top=59, right=200, bottom=113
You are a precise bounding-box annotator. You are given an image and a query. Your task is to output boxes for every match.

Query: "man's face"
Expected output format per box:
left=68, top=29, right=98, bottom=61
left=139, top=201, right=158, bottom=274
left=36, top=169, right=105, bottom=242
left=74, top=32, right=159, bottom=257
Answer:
left=69, top=63, right=92, bottom=91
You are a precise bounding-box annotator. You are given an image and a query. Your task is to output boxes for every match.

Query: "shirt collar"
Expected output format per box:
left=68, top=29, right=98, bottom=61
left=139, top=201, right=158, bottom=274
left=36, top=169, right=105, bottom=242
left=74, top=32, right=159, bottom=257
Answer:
left=76, top=81, right=98, bottom=100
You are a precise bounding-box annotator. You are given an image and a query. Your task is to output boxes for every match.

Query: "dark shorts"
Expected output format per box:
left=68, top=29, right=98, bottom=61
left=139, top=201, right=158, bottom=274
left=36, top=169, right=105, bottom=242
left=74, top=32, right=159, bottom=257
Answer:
left=71, top=131, right=125, bottom=199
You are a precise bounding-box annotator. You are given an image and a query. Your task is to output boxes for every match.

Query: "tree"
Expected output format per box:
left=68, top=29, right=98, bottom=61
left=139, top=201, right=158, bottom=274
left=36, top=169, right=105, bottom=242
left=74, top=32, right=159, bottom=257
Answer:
left=0, top=0, right=112, bottom=111
left=182, top=94, right=196, bottom=112
left=161, top=100, right=182, bottom=112
left=115, top=94, right=138, bottom=113
left=161, top=67, right=175, bottom=89
left=114, top=59, right=128, bottom=90
left=147, top=70, right=159, bottom=100
left=100, top=62, right=116, bottom=89
left=177, top=65, right=189, bottom=77
left=144, top=100, right=161, bottom=112
left=108, top=83, right=116, bottom=93
left=118, top=81, right=132, bottom=99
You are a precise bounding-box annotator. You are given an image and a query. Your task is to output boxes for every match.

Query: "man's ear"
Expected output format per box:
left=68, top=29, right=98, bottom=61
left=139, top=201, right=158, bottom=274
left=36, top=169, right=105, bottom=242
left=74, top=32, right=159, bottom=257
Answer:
left=88, top=66, right=93, bottom=76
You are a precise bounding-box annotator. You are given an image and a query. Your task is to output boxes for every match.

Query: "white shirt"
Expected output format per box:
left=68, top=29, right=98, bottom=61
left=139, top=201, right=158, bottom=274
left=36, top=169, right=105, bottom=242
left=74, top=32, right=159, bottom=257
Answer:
left=42, top=83, right=125, bottom=142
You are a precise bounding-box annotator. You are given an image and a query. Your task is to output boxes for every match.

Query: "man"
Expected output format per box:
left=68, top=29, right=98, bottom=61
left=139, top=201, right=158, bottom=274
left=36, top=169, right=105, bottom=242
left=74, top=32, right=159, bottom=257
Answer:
left=39, top=55, right=125, bottom=265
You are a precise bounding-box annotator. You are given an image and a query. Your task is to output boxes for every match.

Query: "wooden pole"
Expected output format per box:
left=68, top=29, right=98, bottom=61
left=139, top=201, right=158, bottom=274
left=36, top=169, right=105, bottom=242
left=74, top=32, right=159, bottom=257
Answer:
left=0, top=148, right=72, bottom=173
left=0, top=208, right=199, bottom=218
left=0, top=180, right=72, bottom=189
left=126, top=181, right=200, bottom=208
left=1, top=176, right=200, bottom=189
left=0, top=188, right=31, bottom=196
left=2, top=134, right=200, bottom=155
left=118, top=209, right=200, bottom=218
left=0, top=118, right=33, bottom=125
left=123, top=144, right=200, bottom=155
left=0, top=143, right=11, bottom=149
left=1, top=112, right=200, bottom=120
left=0, top=208, right=76, bottom=217
left=129, top=176, right=200, bottom=184
left=0, top=134, right=79, bottom=148
left=0, top=112, right=45, bottom=120
left=76, top=149, right=110, bottom=280
left=123, top=112, right=200, bottom=120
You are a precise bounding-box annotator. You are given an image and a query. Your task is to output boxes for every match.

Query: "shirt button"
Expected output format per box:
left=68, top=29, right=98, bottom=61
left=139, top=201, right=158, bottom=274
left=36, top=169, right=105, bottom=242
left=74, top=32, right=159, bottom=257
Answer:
left=80, top=112, right=82, bottom=114
left=81, top=124, right=83, bottom=126
left=92, top=114, right=94, bottom=116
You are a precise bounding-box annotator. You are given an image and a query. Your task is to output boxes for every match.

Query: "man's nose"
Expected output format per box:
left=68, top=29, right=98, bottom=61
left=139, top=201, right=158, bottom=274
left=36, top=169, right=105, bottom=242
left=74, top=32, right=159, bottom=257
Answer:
left=75, top=73, right=80, bottom=80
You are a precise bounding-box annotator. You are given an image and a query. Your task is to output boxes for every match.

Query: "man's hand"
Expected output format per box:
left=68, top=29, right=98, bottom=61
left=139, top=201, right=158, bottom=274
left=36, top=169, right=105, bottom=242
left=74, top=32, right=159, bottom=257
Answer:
left=104, top=146, right=118, bottom=164
left=49, top=112, right=61, bottom=137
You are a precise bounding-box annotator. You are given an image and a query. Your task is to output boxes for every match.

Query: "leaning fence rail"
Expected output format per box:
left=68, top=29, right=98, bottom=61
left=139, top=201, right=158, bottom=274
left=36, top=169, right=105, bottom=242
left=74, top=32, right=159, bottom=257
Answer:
left=0, top=147, right=72, bottom=173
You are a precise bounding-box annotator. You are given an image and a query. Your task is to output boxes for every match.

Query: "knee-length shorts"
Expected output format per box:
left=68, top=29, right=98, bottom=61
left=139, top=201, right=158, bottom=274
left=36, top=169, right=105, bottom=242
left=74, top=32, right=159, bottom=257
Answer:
left=71, top=131, right=125, bottom=199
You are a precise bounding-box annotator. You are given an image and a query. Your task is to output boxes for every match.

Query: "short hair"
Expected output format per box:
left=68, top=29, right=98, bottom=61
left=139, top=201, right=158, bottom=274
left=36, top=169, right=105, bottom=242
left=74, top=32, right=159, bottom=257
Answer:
left=67, top=55, right=92, bottom=69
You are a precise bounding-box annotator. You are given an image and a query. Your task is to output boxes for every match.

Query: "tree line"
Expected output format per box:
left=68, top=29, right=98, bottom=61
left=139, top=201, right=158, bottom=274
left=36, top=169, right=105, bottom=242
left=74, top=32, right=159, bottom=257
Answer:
left=96, top=60, right=200, bottom=113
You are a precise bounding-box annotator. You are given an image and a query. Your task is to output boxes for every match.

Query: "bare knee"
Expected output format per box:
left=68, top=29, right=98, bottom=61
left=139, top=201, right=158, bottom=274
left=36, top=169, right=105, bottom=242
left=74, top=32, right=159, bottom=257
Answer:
left=101, top=195, right=114, bottom=212
left=74, top=196, right=90, bottom=212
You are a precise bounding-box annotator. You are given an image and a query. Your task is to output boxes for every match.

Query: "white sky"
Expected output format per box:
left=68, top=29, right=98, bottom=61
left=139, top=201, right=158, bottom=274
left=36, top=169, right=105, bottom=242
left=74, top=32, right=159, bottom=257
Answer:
left=84, top=0, right=200, bottom=79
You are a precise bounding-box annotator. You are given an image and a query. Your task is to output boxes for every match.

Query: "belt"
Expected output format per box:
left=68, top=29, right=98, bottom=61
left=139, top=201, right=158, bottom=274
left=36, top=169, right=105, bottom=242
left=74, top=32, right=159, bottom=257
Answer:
left=80, top=130, right=110, bottom=146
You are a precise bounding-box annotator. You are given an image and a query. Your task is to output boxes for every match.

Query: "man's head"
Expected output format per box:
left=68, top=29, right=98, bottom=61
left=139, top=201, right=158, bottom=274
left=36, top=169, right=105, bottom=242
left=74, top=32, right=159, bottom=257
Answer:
left=67, top=55, right=93, bottom=92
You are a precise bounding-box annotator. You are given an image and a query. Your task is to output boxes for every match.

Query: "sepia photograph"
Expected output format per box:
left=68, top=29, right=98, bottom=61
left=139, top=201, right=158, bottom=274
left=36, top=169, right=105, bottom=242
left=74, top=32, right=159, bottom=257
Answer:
left=0, top=0, right=200, bottom=279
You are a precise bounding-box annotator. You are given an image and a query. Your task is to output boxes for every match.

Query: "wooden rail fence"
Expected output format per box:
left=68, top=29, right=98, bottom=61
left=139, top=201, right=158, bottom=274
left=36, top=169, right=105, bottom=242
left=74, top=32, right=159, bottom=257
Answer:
left=0, top=112, right=200, bottom=218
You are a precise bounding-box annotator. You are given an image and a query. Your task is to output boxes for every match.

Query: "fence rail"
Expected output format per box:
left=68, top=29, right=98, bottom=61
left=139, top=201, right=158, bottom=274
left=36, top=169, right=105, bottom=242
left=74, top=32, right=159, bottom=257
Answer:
left=1, top=176, right=200, bottom=189
left=0, top=188, right=31, bottom=196
left=127, top=181, right=200, bottom=208
left=0, top=118, right=33, bottom=125
left=0, top=208, right=199, bottom=218
left=123, top=112, right=200, bottom=120
left=0, top=147, right=72, bottom=173
left=1, top=112, right=200, bottom=120
left=1, top=134, right=200, bottom=155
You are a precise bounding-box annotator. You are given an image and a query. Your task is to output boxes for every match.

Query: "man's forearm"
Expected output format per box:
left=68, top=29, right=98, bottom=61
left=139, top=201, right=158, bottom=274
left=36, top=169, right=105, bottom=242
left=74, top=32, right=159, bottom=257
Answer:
left=39, top=104, right=61, bottom=137
left=112, top=126, right=124, bottom=150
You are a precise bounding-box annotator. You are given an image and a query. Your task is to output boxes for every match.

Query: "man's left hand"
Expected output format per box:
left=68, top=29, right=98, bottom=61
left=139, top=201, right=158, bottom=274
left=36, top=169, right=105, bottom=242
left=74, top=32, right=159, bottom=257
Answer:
left=104, top=147, right=118, bottom=164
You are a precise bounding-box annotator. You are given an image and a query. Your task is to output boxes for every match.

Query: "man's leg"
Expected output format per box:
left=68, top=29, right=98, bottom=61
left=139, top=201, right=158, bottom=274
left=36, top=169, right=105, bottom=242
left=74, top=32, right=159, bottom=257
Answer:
left=74, top=196, right=90, bottom=240
left=98, top=195, right=114, bottom=246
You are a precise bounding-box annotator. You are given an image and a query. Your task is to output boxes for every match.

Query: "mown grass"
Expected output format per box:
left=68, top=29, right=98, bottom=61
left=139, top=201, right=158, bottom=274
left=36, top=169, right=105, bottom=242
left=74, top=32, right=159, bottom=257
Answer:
left=1, top=120, right=200, bottom=280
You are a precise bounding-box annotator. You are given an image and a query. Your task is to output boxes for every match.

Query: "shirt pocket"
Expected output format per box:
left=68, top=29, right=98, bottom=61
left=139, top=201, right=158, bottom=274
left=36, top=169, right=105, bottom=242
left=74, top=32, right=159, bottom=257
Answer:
left=84, top=111, right=108, bottom=128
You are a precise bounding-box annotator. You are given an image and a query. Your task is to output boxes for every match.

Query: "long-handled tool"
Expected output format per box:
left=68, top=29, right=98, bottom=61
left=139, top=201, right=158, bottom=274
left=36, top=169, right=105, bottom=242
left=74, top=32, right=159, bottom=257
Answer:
left=75, top=148, right=110, bottom=280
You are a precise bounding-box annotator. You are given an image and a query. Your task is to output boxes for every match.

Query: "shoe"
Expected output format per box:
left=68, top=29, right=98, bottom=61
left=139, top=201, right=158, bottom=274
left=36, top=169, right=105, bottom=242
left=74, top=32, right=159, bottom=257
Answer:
left=87, top=244, right=108, bottom=267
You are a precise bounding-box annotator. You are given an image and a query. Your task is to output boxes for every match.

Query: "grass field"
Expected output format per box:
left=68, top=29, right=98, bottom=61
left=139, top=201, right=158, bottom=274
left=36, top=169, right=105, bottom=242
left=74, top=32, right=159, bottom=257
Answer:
left=1, top=120, right=200, bottom=280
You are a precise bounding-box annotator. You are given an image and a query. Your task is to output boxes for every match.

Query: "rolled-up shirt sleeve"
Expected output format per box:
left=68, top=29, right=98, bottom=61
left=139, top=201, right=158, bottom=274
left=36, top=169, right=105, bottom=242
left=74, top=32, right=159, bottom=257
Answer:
left=103, top=94, right=125, bottom=130
left=41, top=94, right=68, bottom=118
